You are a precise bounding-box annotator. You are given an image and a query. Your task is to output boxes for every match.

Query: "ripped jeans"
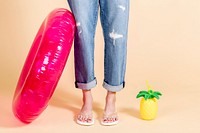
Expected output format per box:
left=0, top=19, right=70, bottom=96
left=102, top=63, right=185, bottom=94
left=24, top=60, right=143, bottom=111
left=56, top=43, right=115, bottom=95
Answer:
left=67, top=0, right=129, bottom=92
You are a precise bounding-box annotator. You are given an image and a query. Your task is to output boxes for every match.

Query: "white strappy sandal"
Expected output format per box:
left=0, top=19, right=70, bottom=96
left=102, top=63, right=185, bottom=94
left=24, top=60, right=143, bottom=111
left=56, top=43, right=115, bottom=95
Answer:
left=101, top=112, right=119, bottom=126
left=76, top=112, right=94, bottom=126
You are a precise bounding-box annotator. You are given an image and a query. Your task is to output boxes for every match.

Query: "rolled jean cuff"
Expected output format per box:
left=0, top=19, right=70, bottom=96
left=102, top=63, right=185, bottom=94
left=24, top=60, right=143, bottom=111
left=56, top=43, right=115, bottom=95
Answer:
left=103, top=81, right=125, bottom=92
left=75, top=78, right=97, bottom=90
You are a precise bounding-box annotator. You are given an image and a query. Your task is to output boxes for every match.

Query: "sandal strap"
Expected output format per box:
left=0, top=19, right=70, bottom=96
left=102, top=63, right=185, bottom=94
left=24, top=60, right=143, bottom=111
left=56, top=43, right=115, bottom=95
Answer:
left=77, top=112, right=93, bottom=118
left=103, top=112, right=118, bottom=119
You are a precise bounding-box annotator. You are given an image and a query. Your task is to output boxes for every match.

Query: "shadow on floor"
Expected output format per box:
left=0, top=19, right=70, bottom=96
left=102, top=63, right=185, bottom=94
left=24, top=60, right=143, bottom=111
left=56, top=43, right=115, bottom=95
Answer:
left=119, top=107, right=140, bottom=119
left=0, top=91, right=26, bottom=128
left=49, top=87, right=102, bottom=123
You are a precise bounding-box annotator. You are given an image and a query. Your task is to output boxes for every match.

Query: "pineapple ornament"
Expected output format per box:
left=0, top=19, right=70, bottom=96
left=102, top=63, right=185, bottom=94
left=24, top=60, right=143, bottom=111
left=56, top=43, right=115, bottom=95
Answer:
left=136, top=82, right=162, bottom=120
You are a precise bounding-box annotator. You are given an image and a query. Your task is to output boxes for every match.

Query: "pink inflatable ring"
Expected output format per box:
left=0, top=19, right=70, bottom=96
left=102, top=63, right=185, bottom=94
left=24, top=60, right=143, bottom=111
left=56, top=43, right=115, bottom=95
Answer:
left=12, top=8, right=75, bottom=123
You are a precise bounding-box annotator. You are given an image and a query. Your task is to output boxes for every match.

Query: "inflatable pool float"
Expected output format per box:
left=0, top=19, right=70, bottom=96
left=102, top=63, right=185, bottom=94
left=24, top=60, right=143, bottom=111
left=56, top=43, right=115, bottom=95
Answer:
left=12, top=8, right=75, bottom=123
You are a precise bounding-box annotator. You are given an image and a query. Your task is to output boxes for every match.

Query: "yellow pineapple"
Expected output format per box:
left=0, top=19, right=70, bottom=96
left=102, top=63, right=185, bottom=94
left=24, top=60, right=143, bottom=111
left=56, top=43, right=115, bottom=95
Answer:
left=136, top=82, right=162, bottom=120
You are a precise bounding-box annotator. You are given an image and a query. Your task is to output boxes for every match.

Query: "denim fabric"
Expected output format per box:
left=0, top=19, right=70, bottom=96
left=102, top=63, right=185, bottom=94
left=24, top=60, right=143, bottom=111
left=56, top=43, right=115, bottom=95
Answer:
left=67, top=0, right=129, bottom=92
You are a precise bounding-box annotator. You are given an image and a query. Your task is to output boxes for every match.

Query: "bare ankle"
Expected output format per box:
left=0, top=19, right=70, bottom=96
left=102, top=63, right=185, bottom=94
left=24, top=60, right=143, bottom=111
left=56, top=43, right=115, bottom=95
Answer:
left=106, top=91, right=116, bottom=103
left=81, top=90, right=93, bottom=113
left=82, top=90, right=93, bottom=101
left=104, top=91, right=117, bottom=114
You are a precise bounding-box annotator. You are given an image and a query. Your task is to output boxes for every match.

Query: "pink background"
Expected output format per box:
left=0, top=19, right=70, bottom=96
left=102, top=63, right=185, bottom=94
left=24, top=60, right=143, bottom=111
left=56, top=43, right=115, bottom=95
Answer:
left=0, top=0, right=200, bottom=132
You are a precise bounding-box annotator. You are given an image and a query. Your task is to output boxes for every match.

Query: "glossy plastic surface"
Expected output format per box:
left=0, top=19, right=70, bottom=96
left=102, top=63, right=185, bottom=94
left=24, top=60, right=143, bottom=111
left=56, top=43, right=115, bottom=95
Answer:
left=12, top=8, right=75, bottom=123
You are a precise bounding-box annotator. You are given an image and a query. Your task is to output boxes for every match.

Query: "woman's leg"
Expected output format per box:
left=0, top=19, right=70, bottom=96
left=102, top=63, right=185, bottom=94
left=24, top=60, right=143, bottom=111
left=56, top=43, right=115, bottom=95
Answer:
left=100, top=0, right=130, bottom=125
left=67, top=0, right=99, bottom=125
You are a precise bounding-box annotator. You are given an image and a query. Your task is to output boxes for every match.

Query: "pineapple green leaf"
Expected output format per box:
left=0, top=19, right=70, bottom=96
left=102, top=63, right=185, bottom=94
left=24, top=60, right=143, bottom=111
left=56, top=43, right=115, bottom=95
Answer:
left=144, top=94, right=150, bottom=100
left=152, top=92, right=160, bottom=99
left=148, top=90, right=153, bottom=94
left=136, top=90, right=148, bottom=98
left=136, top=82, right=162, bottom=100
left=149, top=94, right=155, bottom=99
left=139, top=91, right=149, bottom=94
left=154, top=91, right=162, bottom=96
left=136, top=93, right=145, bottom=98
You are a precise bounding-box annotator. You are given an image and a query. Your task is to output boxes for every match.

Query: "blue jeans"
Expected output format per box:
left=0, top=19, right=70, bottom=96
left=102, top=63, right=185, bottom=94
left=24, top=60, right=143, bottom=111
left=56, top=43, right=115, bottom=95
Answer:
left=67, top=0, right=129, bottom=92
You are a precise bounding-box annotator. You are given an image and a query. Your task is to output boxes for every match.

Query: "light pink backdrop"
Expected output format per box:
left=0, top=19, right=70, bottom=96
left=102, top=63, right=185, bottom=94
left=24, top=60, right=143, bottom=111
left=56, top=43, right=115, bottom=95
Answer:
left=0, top=0, right=200, bottom=132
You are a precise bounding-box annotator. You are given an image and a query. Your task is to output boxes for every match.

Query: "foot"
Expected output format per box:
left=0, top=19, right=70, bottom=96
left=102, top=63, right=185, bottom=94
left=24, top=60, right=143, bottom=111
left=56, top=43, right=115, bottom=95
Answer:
left=76, top=90, right=94, bottom=126
left=101, top=112, right=119, bottom=126
left=101, top=91, right=119, bottom=126
left=77, top=112, right=94, bottom=126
